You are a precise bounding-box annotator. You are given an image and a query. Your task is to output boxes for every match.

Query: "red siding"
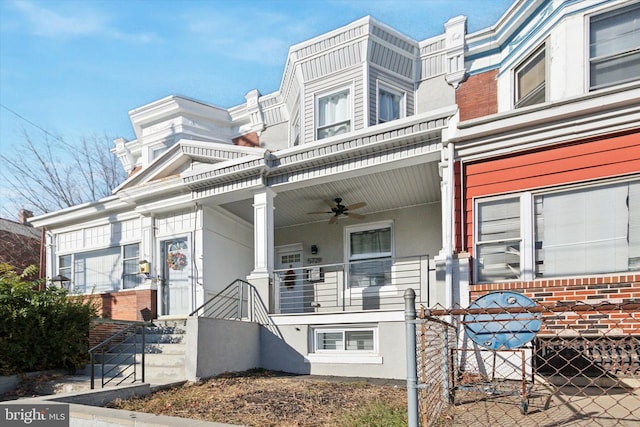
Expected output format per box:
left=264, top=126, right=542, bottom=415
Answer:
left=462, top=131, right=640, bottom=254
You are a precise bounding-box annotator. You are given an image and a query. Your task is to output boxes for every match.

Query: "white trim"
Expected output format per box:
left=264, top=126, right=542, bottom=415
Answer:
left=376, top=80, right=406, bottom=124
left=271, top=310, right=404, bottom=325
left=314, top=83, right=354, bottom=141
left=305, top=354, right=383, bottom=364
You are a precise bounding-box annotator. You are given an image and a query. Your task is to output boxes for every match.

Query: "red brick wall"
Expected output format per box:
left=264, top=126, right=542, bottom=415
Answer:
left=469, top=274, right=640, bottom=334
left=83, top=289, right=157, bottom=321
left=456, top=70, right=498, bottom=122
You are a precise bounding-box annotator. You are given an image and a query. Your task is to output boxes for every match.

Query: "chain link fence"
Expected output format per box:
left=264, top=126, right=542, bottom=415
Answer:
left=408, top=293, right=640, bottom=426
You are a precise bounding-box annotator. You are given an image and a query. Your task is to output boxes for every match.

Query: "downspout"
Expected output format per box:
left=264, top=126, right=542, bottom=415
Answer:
left=445, top=141, right=455, bottom=309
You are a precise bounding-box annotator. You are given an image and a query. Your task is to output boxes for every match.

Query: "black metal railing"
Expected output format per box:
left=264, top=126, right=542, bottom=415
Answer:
left=189, top=279, right=280, bottom=337
left=272, top=254, right=431, bottom=314
left=88, top=321, right=147, bottom=389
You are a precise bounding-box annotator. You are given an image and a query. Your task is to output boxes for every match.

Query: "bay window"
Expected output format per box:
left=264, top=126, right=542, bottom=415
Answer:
left=589, top=2, right=640, bottom=90
left=378, top=84, right=404, bottom=123
left=317, top=88, right=351, bottom=140
left=515, top=45, right=546, bottom=108
left=475, top=178, right=640, bottom=282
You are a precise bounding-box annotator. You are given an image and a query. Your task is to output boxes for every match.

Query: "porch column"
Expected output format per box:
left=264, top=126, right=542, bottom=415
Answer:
left=247, top=188, right=276, bottom=310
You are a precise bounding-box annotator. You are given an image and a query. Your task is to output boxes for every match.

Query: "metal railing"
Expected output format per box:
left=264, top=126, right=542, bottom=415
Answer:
left=190, top=279, right=280, bottom=337
left=272, top=254, right=431, bottom=314
left=405, top=295, right=640, bottom=426
left=88, top=321, right=146, bottom=389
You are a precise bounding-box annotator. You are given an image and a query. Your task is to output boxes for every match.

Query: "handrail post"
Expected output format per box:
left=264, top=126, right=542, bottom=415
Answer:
left=405, top=288, right=419, bottom=427
left=141, top=324, right=145, bottom=383
left=90, top=352, right=95, bottom=390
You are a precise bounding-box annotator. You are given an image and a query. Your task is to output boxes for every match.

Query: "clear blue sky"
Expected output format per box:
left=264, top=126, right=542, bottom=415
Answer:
left=0, top=0, right=513, bottom=207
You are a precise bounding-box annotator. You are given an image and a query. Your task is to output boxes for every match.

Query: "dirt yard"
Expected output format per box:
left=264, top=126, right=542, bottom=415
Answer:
left=110, top=370, right=408, bottom=427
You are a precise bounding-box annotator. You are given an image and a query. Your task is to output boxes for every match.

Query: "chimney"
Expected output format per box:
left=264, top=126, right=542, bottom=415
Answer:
left=18, top=209, right=33, bottom=225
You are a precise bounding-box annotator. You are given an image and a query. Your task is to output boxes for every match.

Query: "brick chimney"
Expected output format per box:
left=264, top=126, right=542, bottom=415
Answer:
left=18, top=209, right=33, bottom=225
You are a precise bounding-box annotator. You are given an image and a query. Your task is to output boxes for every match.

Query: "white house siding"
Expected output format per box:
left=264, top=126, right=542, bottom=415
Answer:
left=261, top=314, right=407, bottom=379
left=201, top=206, right=254, bottom=302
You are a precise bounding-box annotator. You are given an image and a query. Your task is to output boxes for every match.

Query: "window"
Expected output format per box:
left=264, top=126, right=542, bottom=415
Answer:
left=347, top=222, right=393, bottom=287
left=589, top=3, right=640, bottom=90
left=58, top=255, right=72, bottom=290
left=123, top=244, right=142, bottom=289
left=317, top=88, right=351, bottom=140
left=515, top=45, right=546, bottom=108
left=475, top=179, right=640, bottom=282
left=314, top=327, right=376, bottom=352
left=476, top=197, right=522, bottom=282
left=378, top=85, right=404, bottom=123
left=57, top=243, right=143, bottom=293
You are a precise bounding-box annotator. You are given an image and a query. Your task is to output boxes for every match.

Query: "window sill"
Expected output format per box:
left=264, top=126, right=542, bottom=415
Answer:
left=305, top=354, right=383, bottom=365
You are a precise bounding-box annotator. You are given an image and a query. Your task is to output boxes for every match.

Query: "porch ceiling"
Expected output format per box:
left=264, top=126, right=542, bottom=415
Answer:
left=219, top=162, right=441, bottom=228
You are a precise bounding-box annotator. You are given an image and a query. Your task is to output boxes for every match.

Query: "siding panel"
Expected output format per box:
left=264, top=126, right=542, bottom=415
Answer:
left=462, top=132, right=640, bottom=253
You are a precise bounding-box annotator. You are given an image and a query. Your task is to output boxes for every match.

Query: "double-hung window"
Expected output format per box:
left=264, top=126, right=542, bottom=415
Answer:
left=378, top=84, right=404, bottom=123
left=589, top=3, right=640, bottom=90
left=317, top=88, right=351, bottom=140
left=314, top=327, right=376, bottom=352
left=123, top=244, right=142, bottom=289
left=476, top=197, right=523, bottom=282
left=58, top=254, right=72, bottom=290
left=515, top=45, right=546, bottom=108
left=475, top=178, right=640, bottom=282
left=347, top=222, right=393, bottom=288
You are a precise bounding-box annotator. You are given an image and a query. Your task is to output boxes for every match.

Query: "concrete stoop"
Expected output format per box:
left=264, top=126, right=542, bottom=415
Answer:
left=86, top=319, right=188, bottom=387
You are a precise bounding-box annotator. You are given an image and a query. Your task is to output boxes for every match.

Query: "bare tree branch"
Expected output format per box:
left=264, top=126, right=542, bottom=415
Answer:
left=0, top=129, right=127, bottom=216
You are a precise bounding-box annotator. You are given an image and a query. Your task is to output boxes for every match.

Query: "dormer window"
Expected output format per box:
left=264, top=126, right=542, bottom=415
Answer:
left=589, top=2, right=640, bottom=90
left=515, top=45, right=546, bottom=108
left=317, top=88, right=351, bottom=140
left=378, top=84, right=404, bottom=123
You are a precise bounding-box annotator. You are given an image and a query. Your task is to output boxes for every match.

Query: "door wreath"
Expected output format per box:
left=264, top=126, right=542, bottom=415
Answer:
left=167, top=252, right=187, bottom=270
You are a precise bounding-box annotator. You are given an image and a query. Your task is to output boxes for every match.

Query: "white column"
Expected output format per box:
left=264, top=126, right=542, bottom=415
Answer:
left=250, top=188, right=275, bottom=276
left=247, top=188, right=276, bottom=313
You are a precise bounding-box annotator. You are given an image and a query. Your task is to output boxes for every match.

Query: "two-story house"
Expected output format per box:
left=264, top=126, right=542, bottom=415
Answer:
left=30, top=0, right=639, bottom=380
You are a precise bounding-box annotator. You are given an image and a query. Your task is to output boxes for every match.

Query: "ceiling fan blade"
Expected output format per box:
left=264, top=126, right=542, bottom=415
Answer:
left=324, top=199, right=337, bottom=208
left=307, top=211, right=332, bottom=215
left=346, top=212, right=366, bottom=220
left=345, top=202, right=367, bottom=210
left=328, top=215, right=338, bottom=224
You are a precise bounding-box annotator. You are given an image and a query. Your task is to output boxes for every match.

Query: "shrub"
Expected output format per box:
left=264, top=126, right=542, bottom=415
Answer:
left=0, top=264, right=96, bottom=375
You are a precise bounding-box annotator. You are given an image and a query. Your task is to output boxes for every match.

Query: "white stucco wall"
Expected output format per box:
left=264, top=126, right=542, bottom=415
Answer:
left=201, top=206, right=254, bottom=300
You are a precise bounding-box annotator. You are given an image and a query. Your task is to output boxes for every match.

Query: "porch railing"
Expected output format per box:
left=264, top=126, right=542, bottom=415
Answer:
left=189, top=279, right=280, bottom=336
left=272, top=254, right=431, bottom=314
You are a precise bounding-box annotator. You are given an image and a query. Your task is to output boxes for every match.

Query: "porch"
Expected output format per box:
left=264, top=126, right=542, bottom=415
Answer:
left=271, top=255, right=433, bottom=314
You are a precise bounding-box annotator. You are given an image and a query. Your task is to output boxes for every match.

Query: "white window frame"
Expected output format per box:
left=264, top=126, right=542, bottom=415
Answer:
left=474, top=177, right=640, bottom=283
left=344, top=220, right=394, bottom=289
left=315, top=85, right=352, bottom=140
left=57, top=243, right=142, bottom=294
left=587, top=2, right=640, bottom=91
left=312, top=326, right=377, bottom=353
left=377, top=81, right=405, bottom=124
left=474, top=194, right=534, bottom=283
left=514, top=43, right=547, bottom=108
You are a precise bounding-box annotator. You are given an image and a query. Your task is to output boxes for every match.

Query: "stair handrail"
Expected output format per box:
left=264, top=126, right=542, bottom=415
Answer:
left=189, top=279, right=282, bottom=338
left=88, top=320, right=149, bottom=389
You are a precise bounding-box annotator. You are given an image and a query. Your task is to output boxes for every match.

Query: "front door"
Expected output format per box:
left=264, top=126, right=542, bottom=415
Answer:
left=276, top=247, right=303, bottom=313
left=161, top=237, right=191, bottom=316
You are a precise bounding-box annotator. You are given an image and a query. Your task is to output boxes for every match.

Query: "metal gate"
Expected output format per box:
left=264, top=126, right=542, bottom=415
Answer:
left=405, top=290, right=640, bottom=426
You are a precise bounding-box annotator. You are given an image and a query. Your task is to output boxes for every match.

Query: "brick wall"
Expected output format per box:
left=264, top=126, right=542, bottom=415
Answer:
left=469, top=274, right=640, bottom=334
left=456, top=70, right=498, bottom=122
left=84, top=289, right=157, bottom=321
